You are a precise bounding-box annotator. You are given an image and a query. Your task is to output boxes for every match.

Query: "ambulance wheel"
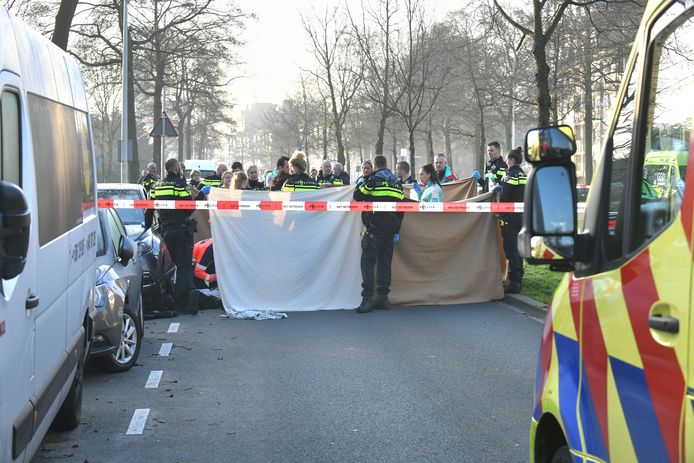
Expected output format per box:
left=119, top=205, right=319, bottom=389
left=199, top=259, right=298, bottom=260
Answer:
left=550, top=446, right=572, bottom=463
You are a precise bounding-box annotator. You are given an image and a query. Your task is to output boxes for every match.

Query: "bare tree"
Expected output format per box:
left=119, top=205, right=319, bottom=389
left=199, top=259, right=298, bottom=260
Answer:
left=390, top=0, right=452, bottom=171
left=302, top=6, right=364, bottom=165
left=52, top=0, right=78, bottom=50
left=349, top=0, right=401, bottom=157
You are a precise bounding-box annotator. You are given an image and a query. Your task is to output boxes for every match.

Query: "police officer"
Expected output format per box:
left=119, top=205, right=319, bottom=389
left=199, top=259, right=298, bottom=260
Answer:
left=317, top=159, right=344, bottom=186
left=353, top=155, right=405, bottom=313
left=473, top=141, right=508, bottom=193
left=281, top=152, right=321, bottom=191
left=145, top=158, right=198, bottom=314
left=497, top=147, right=527, bottom=294
left=200, top=163, right=228, bottom=189
left=139, top=162, right=159, bottom=193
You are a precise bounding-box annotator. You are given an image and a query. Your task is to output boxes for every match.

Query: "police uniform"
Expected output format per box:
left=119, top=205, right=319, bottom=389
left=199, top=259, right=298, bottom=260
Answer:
left=139, top=172, right=159, bottom=193
left=145, top=172, right=198, bottom=314
left=476, top=157, right=508, bottom=193
left=282, top=173, right=321, bottom=191
left=199, top=174, right=223, bottom=189
left=317, top=172, right=344, bottom=186
left=499, top=164, right=527, bottom=292
left=353, top=168, right=405, bottom=312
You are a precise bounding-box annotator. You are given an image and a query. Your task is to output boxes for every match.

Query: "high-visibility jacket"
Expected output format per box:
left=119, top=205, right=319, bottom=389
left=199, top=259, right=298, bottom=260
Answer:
left=139, top=173, right=159, bottom=192
left=353, top=168, right=405, bottom=230
left=499, top=164, right=527, bottom=221
left=193, top=239, right=216, bottom=288
left=317, top=172, right=343, bottom=186
left=145, top=172, right=193, bottom=229
left=200, top=174, right=223, bottom=189
left=282, top=173, right=321, bottom=191
left=477, top=157, right=508, bottom=192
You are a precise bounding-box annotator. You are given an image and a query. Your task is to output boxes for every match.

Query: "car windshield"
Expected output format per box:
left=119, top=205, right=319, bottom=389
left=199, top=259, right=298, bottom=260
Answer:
left=97, top=188, right=145, bottom=225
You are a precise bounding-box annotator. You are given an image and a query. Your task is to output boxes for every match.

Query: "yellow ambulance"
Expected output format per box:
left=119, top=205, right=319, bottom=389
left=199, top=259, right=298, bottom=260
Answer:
left=519, top=1, right=694, bottom=461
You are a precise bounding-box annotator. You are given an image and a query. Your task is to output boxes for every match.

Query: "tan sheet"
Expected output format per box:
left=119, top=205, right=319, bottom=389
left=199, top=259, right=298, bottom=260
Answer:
left=390, top=212, right=504, bottom=306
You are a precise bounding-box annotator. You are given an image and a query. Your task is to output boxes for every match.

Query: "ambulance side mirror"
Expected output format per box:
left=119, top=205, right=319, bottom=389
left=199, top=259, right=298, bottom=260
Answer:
left=519, top=163, right=578, bottom=270
left=525, top=125, right=577, bottom=163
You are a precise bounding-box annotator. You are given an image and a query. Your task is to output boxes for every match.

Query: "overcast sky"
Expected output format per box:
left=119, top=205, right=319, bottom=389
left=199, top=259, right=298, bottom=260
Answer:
left=229, top=0, right=464, bottom=115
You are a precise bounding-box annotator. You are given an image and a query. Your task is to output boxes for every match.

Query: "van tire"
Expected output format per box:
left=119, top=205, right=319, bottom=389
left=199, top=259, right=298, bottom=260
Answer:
left=51, top=361, right=84, bottom=431
left=550, top=446, right=572, bottom=463
left=95, top=303, right=142, bottom=373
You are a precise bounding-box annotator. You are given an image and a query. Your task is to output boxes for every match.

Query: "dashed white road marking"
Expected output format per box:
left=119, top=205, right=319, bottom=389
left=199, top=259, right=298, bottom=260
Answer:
left=167, top=322, right=180, bottom=333
left=126, top=408, right=150, bottom=435
left=145, top=370, right=163, bottom=389
left=158, top=342, right=173, bottom=356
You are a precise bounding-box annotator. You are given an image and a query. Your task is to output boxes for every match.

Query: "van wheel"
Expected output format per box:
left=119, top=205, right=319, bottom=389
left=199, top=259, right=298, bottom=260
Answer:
left=96, top=303, right=142, bottom=373
left=51, top=357, right=85, bottom=431
left=550, top=446, right=572, bottom=463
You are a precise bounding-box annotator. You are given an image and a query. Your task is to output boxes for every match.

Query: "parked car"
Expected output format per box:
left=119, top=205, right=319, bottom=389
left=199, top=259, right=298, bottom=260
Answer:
left=97, top=183, right=177, bottom=317
left=89, top=208, right=143, bottom=373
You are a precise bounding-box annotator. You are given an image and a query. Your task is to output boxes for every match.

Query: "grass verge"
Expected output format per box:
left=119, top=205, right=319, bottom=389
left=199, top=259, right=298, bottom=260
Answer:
left=522, top=265, right=564, bottom=305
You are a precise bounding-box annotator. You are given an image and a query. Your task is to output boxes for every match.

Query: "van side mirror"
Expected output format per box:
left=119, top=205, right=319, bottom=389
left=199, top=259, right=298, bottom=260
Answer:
left=0, top=181, right=31, bottom=280
left=519, top=163, right=578, bottom=269
left=117, top=236, right=135, bottom=263
left=525, top=125, right=577, bottom=163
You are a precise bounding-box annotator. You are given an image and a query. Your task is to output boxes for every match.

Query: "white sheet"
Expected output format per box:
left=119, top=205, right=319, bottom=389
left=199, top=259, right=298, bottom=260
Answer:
left=209, top=187, right=363, bottom=312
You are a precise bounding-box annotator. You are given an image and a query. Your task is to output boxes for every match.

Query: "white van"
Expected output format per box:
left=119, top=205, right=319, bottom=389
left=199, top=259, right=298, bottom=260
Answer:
left=0, top=8, right=97, bottom=462
left=182, top=158, right=216, bottom=179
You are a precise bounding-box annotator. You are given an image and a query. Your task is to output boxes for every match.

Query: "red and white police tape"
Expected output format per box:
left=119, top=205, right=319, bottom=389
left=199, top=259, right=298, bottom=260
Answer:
left=97, top=199, right=529, bottom=213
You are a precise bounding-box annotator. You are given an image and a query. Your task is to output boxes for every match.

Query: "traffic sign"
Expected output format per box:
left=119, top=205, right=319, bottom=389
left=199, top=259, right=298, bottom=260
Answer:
left=150, top=111, right=178, bottom=137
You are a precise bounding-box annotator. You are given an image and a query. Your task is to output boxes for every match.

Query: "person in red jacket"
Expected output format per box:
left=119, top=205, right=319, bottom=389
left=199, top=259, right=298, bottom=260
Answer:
left=193, top=239, right=216, bottom=290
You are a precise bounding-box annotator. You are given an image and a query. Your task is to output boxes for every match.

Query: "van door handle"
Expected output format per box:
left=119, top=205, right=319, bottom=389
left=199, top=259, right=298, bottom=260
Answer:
left=25, top=294, right=39, bottom=310
left=649, top=314, right=679, bottom=333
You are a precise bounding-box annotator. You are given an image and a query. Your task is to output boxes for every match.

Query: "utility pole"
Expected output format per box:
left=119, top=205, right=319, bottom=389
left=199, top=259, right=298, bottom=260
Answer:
left=120, top=0, right=129, bottom=183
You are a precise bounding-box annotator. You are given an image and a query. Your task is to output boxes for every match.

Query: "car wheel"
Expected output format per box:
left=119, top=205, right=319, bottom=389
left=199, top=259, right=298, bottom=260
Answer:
left=550, top=446, right=572, bottom=463
left=95, top=303, right=142, bottom=373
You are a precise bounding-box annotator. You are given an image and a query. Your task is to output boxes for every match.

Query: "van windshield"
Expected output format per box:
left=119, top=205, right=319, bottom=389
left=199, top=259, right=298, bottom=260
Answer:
left=97, top=188, right=145, bottom=225
left=185, top=169, right=215, bottom=179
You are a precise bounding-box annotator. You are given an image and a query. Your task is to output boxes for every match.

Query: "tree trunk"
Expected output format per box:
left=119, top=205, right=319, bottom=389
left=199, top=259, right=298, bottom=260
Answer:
left=186, top=117, right=193, bottom=159
left=426, top=114, right=434, bottom=163
left=177, top=113, right=185, bottom=161
left=477, top=112, right=486, bottom=172
left=391, top=132, right=397, bottom=169
left=51, top=0, right=79, bottom=51
left=408, top=129, right=416, bottom=173
left=504, top=102, right=513, bottom=150
left=444, top=121, right=452, bottom=167
left=375, top=111, right=387, bottom=156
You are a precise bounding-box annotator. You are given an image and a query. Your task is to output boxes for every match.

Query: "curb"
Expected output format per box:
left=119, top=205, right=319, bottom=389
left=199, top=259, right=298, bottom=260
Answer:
left=503, top=293, right=548, bottom=319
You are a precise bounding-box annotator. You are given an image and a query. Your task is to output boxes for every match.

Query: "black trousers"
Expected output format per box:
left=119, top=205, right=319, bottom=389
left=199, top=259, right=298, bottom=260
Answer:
left=162, top=226, right=194, bottom=303
left=360, top=225, right=396, bottom=298
left=501, top=215, right=523, bottom=285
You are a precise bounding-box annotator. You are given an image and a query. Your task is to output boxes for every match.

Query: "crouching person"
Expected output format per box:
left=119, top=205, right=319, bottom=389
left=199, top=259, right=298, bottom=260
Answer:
left=353, top=155, right=405, bottom=313
left=193, top=238, right=216, bottom=290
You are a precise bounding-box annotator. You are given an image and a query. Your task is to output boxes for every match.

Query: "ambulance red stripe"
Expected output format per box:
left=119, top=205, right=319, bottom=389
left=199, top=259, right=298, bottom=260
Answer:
left=621, top=249, right=685, bottom=463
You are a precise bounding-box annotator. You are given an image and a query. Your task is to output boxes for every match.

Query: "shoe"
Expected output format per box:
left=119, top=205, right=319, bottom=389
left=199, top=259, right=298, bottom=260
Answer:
left=374, top=296, right=391, bottom=310
left=356, top=298, right=372, bottom=313
left=504, top=282, right=522, bottom=294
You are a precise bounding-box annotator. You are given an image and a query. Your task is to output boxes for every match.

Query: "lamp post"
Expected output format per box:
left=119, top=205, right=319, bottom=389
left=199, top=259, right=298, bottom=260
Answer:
left=120, top=0, right=129, bottom=183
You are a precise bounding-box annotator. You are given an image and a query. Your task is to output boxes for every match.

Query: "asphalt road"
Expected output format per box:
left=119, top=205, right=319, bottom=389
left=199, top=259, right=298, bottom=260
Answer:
left=34, top=302, right=543, bottom=463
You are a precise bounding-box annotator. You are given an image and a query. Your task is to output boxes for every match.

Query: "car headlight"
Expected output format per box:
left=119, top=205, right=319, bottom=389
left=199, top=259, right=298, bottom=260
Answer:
left=94, top=283, right=107, bottom=308
left=137, top=234, right=154, bottom=255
